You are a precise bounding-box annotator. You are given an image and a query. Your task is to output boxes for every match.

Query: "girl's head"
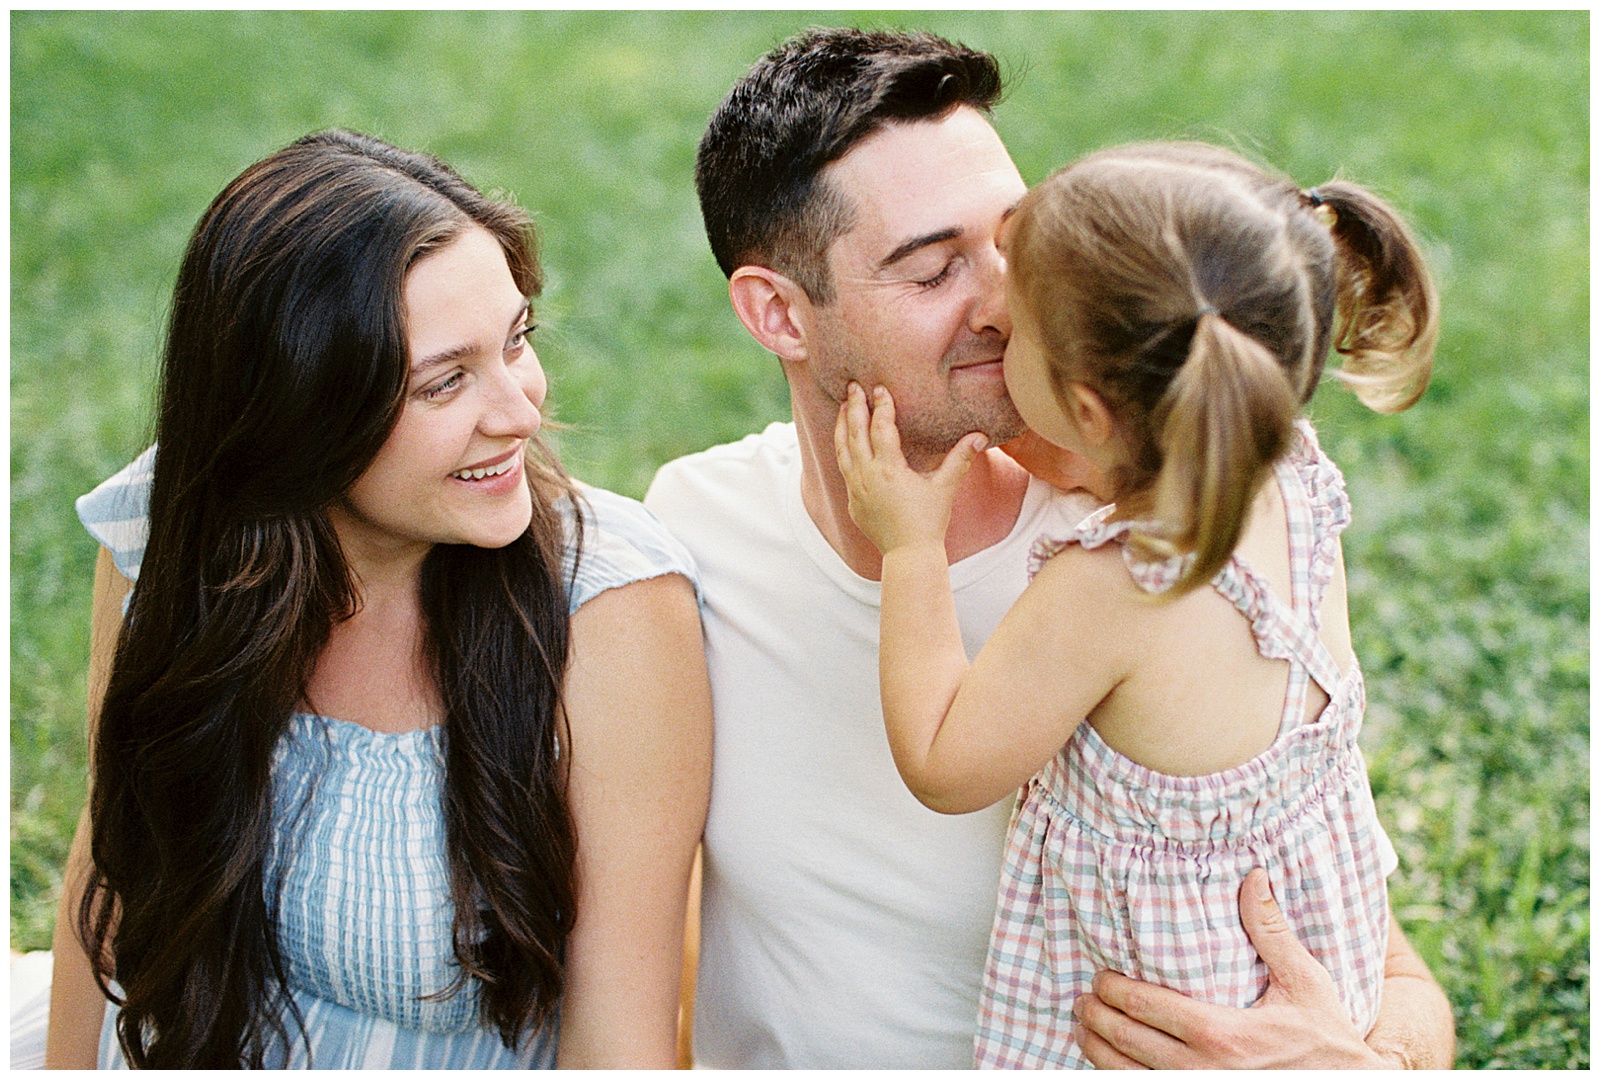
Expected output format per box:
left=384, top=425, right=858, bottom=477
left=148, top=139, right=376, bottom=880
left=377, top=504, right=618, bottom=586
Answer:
left=157, top=128, right=546, bottom=551
left=1004, top=141, right=1437, bottom=591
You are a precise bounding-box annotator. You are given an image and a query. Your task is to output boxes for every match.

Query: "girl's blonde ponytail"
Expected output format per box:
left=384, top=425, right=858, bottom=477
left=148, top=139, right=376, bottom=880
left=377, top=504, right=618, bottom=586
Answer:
left=1136, top=311, right=1300, bottom=594
left=1310, top=182, right=1438, bottom=412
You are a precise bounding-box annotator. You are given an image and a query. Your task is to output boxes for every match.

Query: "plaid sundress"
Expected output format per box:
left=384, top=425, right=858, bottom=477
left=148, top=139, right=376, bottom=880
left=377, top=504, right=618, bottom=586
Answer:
left=973, top=420, right=1390, bottom=1069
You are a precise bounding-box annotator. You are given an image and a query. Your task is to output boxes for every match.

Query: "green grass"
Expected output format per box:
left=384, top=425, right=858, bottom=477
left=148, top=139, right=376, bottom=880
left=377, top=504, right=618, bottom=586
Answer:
left=11, top=10, right=1587, bottom=1068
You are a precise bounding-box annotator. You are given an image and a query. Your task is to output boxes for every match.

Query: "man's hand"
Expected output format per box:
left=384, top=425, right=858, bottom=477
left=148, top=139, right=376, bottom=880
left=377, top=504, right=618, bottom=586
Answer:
left=1072, top=869, right=1386, bottom=1069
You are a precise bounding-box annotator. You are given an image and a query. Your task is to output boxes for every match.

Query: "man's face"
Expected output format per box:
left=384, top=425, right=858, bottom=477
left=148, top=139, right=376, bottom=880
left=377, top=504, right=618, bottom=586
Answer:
left=803, top=106, right=1028, bottom=468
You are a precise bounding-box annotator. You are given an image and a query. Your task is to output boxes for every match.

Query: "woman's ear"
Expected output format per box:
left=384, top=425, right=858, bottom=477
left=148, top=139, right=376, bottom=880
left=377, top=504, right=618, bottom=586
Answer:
left=1066, top=382, right=1116, bottom=447
left=729, top=266, right=811, bottom=362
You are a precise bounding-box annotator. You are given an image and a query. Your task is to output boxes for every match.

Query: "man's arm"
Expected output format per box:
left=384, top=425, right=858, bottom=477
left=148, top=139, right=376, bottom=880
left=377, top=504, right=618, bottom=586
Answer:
left=1364, top=912, right=1457, bottom=1069
left=1072, top=868, right=1454, bottom=1069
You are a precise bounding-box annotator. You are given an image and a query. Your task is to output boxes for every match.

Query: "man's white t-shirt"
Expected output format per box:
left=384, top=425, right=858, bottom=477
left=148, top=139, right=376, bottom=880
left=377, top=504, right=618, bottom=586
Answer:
left=645, top=422, right=1096, bottom=1068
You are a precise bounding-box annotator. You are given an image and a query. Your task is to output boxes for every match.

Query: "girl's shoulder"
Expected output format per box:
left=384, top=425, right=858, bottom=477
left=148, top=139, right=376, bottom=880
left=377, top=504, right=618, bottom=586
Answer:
left=1027, top=420, right=1351, bottom=596
left=562, top=482, right=702, bottom=615
left=1029, top=502, right=1193, bottom=596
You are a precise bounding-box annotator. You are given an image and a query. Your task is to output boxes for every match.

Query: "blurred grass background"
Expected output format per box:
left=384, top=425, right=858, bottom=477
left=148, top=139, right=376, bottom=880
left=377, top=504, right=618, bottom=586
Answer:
left=10, top=10, right=1587, bottom=1067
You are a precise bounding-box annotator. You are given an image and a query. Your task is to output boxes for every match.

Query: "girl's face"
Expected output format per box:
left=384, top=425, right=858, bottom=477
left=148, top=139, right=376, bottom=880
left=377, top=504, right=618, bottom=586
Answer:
left=1001, top=288, right=1084, bottom=455
left=332, top=225, right=545, bottom=569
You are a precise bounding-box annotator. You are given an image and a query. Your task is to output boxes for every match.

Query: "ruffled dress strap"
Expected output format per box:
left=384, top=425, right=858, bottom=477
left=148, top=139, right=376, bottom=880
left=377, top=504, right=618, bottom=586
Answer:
left=1266, top=421, right=1352, bottom=696
left=1284, top=418, right=1353, bottom=628
left=1027, top=502, right=1195, bottom=595
left=1026, top=421, right=1353, bottom=720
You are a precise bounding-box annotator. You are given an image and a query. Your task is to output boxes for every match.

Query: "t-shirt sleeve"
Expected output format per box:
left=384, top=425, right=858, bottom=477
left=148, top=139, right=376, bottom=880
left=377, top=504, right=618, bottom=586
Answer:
left=562, top=484, right=702, bottom=615
left=1376, top=816, right=1400, bottom=878
left=75, top=446, right=156, bottom=582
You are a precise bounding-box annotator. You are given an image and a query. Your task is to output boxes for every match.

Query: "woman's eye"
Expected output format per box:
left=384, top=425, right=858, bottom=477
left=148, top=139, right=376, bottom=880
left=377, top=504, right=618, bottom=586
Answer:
left=422, top=372, right=465, bottom=400
left=509, top=322, right=538, bottom=351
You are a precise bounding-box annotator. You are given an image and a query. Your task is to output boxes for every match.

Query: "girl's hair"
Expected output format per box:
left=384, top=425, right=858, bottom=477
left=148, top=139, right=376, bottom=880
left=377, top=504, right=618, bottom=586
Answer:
left=1009, top=141, right=1437, bottom=592
left=83, top=130, right=580, bottom=1066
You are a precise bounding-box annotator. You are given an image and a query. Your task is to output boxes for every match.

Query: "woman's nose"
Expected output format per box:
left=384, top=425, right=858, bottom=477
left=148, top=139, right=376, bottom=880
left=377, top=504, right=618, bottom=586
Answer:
left=482, top=354, right=544, bottom=437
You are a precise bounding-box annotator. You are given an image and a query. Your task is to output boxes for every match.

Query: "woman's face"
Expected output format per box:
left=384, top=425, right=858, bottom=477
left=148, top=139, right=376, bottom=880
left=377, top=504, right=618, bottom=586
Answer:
left=332, top=225, right=545, bottom=568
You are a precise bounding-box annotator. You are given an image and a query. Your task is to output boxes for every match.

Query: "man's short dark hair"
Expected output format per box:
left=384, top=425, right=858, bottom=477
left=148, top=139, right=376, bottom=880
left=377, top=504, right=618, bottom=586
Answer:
left=695, top=27, right=1004, bottom=304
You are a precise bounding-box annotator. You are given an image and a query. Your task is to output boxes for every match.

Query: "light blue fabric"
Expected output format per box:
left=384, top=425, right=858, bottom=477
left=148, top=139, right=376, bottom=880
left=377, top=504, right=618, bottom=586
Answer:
left=75, top=449, right=700, bottom=1069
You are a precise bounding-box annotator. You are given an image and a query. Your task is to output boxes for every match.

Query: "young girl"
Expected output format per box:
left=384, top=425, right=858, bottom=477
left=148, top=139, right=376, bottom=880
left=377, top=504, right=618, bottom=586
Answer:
left=834, top=141, right=1437, bottom=1068
left=43, top=131, right=711, bottom=1068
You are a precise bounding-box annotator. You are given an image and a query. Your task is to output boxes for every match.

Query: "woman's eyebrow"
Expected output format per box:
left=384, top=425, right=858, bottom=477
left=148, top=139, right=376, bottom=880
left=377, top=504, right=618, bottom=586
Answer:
left=411, top=341, right=477, bottom=375
left=410, top=301, right=531, bottom=374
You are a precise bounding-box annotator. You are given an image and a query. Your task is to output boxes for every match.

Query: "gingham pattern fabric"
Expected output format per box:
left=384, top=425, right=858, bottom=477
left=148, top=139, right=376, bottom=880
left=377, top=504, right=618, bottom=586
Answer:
left=975, top=420, right=1390, bottom=1069
left=71, top=449, right=699, bottom=1068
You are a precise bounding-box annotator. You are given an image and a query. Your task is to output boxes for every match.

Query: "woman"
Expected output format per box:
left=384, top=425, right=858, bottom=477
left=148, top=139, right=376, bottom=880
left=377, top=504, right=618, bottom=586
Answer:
left=42, top=130, right=711, bottom=1067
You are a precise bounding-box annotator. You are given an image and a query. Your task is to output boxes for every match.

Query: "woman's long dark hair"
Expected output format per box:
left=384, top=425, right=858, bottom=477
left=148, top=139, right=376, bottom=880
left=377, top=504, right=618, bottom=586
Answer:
left=82, top=130, right=580, bottom=1067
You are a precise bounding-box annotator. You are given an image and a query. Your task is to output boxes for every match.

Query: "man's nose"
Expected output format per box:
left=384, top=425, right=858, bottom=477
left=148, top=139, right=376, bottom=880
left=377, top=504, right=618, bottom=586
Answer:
left=969, top=245, right=1010, bottom=339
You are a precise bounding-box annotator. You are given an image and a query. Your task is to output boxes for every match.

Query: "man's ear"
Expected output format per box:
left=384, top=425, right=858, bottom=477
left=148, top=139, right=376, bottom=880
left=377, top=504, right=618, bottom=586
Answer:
left=1066, top=382, right=1116, bottom=448
left=729, top=265, right=811, bottom=362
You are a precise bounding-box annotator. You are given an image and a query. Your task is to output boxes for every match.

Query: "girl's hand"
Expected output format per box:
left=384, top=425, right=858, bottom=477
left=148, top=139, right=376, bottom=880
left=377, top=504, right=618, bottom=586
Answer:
left=834, top=383, right=986, bottom=554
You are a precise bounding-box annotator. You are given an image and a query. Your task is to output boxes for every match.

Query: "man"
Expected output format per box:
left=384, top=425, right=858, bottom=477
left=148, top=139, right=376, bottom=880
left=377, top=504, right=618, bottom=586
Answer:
left=645, top=27, right=1453, bottom=1069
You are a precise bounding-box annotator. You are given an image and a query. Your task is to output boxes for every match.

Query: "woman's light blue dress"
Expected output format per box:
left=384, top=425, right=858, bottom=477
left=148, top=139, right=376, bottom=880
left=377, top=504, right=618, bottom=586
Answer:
left=73, top=448, right=700, bottom=1069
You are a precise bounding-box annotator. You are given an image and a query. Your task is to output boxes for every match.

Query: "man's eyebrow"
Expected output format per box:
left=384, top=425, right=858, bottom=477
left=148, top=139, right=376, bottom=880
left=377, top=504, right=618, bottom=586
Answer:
left=876, top=201, right=1024, bottom=272
left=878, top=227, right=962, bottom=272
left=995, top=201, right=1023, bottom=249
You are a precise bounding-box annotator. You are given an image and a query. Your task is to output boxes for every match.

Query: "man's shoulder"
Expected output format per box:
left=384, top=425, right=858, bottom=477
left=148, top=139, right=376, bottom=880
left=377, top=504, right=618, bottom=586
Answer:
left=646, top=421, right=796, bottom=508
left=644, top=421, right=798, bottom=559
left=654, top=421, right=796, bottom=473
left=1035, top=483, right=1106, bottom=534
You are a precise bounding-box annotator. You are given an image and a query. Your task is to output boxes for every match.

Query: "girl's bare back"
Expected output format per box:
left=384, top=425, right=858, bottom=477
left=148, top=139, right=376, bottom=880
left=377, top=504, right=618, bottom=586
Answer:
left=1051, top=471, right=1356, bottom=778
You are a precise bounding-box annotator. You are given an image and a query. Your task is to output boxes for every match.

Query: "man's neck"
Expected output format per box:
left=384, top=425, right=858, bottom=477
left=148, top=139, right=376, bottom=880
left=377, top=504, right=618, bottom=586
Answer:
left=791, top=398, right=1031, bottom=582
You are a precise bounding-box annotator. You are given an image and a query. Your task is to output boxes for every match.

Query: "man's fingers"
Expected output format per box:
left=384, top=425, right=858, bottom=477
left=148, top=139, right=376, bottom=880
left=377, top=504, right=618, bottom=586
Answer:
left=1088, top=970, right=1198, bottom=1041
left=1075, top=975, right=1194, bottom=1068
left=1072, top=1022, right=1149, bottom=1071
left=1238, top=868, right=1331, bottom=1003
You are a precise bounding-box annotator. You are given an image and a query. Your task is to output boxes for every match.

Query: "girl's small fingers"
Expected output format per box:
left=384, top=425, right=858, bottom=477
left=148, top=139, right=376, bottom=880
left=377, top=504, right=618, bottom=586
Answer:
left=868, top=386, right=901, bottom=455
left=845, top=383, right=876, bottom=460
left=933, top=432, right=987, bottom=487
left=834, top=397, right=854, bottom=472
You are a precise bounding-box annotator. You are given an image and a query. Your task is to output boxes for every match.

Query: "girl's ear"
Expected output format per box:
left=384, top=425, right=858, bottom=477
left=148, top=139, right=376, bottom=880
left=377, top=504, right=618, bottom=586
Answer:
left=1066, top=382, right=1116, bottom=447
left=729, top=266, right=811, bottom=362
